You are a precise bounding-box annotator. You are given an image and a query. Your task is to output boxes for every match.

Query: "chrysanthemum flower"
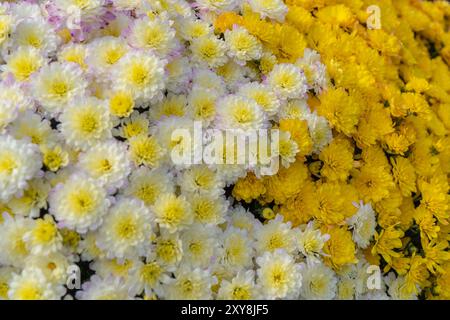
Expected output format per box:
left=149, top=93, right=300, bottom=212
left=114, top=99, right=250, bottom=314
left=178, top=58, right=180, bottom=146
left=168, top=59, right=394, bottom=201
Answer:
left=31, top=62, right=87, bottom=114
left=266, top=63, right=308, bottom=100
left=8, top=268, right=65, bottom=300
left=112, top=50, right=166, bottom=103
left=0, top=135, right=42, bottom=202
left=190, top=35, right=228, bottom=68
left=300, top=263, right=337, bottom=300
left=153, top=193, right=193, bottom=233
left=128, top=16, right=176, bottom=56
left=60, top=97, right=112, bottom=150
left=96, top=197, right=153, bottom=259
left=256, top=249, right=302, bottom=299
left=225, top=26, right=262, bottom=65
left=77, top=140, right=131, bottom=190
left=216, top=94, right=265, bottom=130
left=49, top=174, right=110, bottom=233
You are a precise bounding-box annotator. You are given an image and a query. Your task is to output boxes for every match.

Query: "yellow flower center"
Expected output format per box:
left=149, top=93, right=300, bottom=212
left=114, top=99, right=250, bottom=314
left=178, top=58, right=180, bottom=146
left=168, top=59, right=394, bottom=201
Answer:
left=68, top=191, right=95, bottom=216
left=233, top=108, right=254, bottom=124
left=232, top=286, right=251, bottom=300
left=33, top=220, right=58, bottom=244
left=115, top=217, right=137, bottom=240
left=16, top=283, right=42, bottom=300
left=0, top=154, right=17, bottom=174
left=110, top=92, right=134, bottom=117
left=77, top=112, right=99, bottom=133
left=141, top=263, right=162, bottom=285
left=0, top=282, right=9, bottom=299
left=9, top=56, right=39, bottom=80
left=51, top=80, right=69, bottom=97
left=129, top=64, right=149, bottom=86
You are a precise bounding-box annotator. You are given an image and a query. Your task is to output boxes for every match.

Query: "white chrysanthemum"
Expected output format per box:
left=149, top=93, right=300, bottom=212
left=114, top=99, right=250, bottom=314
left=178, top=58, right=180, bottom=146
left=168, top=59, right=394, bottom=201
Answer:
left=180, top=223, right=220, bottom=268
left=190, top=194, right=228, bottom=226
left=279, top=99, right=310, bottom=120
left=295, top=49, right=328, bottom=94
left=278, top=131, right=299, bottom=168
left=9, top=110, right=54, bottom=146
left=54, top=0, right=106, bottom=22
left=256, top=249, right=303, bottom=299
left=300, top=264, right=338, bottom=300
left=112, top=0, right=141, bottom=10
left=297, top=221, right=330, bottom=263
left=0, top=135, right=42, bottom=202
left=23, top=215, right=62, bottom=256
left=97, top=197, right=153, bottom=259
left=178, top=18, right=212, bottom=41
left=306, top=111, right=333, bottom=154
left=7, top=178, right=50, bottom=218
left=79, top=231, right=106, bottom=262
left=348, top=201, right=377, bottom=249
left=216, top=95, right=265, bottom=130
left=195, top=0, right=237, bottom=12
left=217, top=270, right=258, bottom=300
left=153, top=117, right=199, bottom=167
left=149, top=93, right=187, bottom=121
left=58, top=43, right=88, bottom=70
left=247, top=0, right=288, bottom=22
left=113, top=111, right=149, bottom=139
left=31, top=62, right=87, bottom=114
left=24, top=253, right=71, bottom=285
left=59, top=96, right=112, bottom=150
left=0, top=214, right=33, bottom=268
left=7, top=17, right=60, bottom=55
left=385, top=274, right=417, bottom=300
left=238, top=82, right=281, bottom=117
left=49, top=174, right=110, bottom=233
left=147, top=0, right=192, bottom=18
left=336, top=275, right=356, bottom=300
left=178, top=165, right=224, bottom=198
left=112, top=50, right=166, bottom=103
left=220, top=227, right=254, bottom=271
left=163, top=266, right=216, bottom=300
left=0, top=12, right=13, bottom=46
left=255, top=215, right=297, bottom=255
left=86, top=36, right=129, bottom=74
left=89, top=257, right=135, bottom=282
left=129, top=134, right=165, bottom=168
left=227, top=205, right=262, bottom=235
left=225, top=26, right=262, bottom=65
left=128, top=257, right=172, bottom=297
left=2, top=46, right=45, bottom=81
left=155, top=232, right=184, bottom=266
left=124, top=167, right=175, bottom=207
left=192, top=68, right=226, bottom=96
left=0, top=266, right=16, bottom=300
left=190, top=35, right=227, bottom=68
left=187, top=87, right=218, bottom=125
left=128, top=16, right=176, bottom=56
left=77, top=140, right=131, bottom=189
left=0, top=81, right=31, bottom=116
left=153, top=193, right=193, bottom=233
left=217, top=61, right=249, bottom=91
left=267, top=63, right=308, bottom=99
left=76, top=275, right=133, bottom=300
left=8, top=268, right=65, bottom=300
left=0, top=94, right=18, bottom=129
left=166, top=56, right=192, bottom=94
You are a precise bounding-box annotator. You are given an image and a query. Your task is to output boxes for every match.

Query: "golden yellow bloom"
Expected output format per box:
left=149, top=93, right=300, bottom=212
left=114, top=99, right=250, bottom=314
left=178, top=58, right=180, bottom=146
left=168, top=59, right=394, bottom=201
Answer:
left=323, top=226, right=358, bottom=270
left=232, top=173, right=266, bottom=203
left=372, top=226, right=404, bottom=264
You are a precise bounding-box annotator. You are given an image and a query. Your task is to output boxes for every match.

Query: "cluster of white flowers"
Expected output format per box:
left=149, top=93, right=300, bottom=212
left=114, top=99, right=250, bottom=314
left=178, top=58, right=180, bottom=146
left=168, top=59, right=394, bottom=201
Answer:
left=0, top=0, right=396, bottom=301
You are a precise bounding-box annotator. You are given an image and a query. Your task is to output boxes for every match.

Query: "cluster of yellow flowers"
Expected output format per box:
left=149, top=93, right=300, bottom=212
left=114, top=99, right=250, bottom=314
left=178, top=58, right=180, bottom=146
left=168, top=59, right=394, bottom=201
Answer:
left=225, top=0, right=450, bottom=299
